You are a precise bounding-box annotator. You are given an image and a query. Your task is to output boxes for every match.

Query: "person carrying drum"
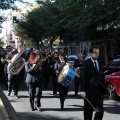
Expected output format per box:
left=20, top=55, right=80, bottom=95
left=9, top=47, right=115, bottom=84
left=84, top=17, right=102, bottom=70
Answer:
left=54, top=52, right=68, bottom=110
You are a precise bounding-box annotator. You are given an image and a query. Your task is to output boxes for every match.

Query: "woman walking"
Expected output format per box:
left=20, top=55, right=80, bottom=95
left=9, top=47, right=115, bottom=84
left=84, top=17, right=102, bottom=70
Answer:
left=25, top=52, right=43, bottom=111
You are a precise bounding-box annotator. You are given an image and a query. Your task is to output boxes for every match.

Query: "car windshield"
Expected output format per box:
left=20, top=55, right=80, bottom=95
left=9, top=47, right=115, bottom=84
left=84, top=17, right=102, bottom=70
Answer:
left=108, top=59, right=120, bottom=66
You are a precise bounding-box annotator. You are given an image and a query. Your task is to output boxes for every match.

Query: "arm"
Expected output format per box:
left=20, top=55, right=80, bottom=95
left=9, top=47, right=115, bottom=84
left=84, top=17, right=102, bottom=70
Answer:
left=73, top=59, right=77, bottom=68
left=80, top=61, right=87, bottom=97
left=25, top=62, right=35, bottom=73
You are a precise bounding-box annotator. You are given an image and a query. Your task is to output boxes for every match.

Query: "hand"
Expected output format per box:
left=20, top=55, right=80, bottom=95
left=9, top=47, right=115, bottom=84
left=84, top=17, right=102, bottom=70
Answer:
left=56, top=70, right=59, bottom=74
left=75, top=73, right=80, bottom=78
left=80, top=92, right=86, bottom=98
left=33, top=64, right=36, bottom=67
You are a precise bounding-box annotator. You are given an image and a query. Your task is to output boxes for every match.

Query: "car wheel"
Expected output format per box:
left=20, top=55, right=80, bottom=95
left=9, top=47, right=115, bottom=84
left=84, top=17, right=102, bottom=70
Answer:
left=107, top=83, right=118, bottom=100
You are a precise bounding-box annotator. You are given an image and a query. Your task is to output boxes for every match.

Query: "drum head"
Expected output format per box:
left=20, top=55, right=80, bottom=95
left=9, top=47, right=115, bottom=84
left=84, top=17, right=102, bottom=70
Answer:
left=58, top=64, right=69, bottom=83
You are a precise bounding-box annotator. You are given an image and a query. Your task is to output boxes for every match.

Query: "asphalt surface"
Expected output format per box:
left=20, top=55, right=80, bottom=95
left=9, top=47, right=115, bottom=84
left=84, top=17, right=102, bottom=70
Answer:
left=1, top=81, right=120, bottom=120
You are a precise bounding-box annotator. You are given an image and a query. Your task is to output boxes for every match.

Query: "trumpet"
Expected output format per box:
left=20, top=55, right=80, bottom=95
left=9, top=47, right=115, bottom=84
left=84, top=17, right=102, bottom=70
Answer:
left=32, top=56, right=46, bottom=72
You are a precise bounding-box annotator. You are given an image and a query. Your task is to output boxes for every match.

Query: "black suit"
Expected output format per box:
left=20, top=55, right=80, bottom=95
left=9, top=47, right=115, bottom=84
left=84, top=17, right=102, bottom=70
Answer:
left=80, top=58, right=106, bottom=120
left=41, top=57, right=51, bottom=89
left=54, top=61, right=69, bottom=109
left=25, top=62, right=43, bottom=109
left=73, top=59, right=83, bottom=95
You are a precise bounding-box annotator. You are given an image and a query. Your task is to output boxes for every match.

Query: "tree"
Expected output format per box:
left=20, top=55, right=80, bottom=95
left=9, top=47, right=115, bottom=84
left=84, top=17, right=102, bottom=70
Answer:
left=16, top=0, right=120, bottom=62
left=16, top=1, right=60, bottom=50
left=0, top=37, right=5, bottom=46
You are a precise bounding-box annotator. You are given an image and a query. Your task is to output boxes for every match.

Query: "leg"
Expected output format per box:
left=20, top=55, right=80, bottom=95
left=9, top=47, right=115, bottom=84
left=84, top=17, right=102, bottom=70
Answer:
left=13, top=74, right=20, bottom=96
left=35, top=82, right=42, bottom=108
left=52, top=72, right=58, bottom=95
left=64, top=86, right=69, bottom=99
left=75, top=77, right=80, bottom=95
left=84, top=97, right=95, bottom=120
left=8, top=74, right=14, bottom=96
left=94, top=94, right=104, bottom=120
left=59, top=84, right=65, bottom=109
left=43, top=72, right=48, bottom=89
left=27, top=83, right=36, bottom=109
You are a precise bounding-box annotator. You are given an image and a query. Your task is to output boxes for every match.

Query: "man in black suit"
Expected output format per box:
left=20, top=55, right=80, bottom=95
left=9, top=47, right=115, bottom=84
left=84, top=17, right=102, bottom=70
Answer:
left=73, top=53, right=83, bottom=95
left=80, top=46, right=106, bottom=120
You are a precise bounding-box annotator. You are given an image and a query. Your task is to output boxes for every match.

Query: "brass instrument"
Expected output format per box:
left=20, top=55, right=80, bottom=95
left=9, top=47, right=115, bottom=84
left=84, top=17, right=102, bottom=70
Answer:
left=32, top=56, right=46, bottom=72
left=7, top=49, right=25, bottom=75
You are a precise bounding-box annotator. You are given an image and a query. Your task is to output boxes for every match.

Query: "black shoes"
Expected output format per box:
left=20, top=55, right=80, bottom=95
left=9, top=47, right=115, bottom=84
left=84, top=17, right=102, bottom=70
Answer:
left=30, top=106, right=34, bottom=111
left=14, top=95, right=19, bottom=98
left=53, top=93, right=57, bottom=96
left=8, top=92, right=11, bottom=96
left=60, top=103, right=64, bottom=111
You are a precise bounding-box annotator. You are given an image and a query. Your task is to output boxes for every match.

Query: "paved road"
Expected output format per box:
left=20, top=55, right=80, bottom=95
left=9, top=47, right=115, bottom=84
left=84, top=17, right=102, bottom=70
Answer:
left=1, top=81, right=120, bottom=120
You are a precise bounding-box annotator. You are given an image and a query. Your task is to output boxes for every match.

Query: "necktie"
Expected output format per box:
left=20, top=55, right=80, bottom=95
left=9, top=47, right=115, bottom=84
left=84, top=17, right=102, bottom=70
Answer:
left=94, top=62, right=98, bottom=71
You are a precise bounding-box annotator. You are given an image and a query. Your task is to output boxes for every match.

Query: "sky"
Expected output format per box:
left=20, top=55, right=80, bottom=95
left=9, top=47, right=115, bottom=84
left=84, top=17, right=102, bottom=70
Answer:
left=0, top=0, right=36, bottom=38
left=2, top=0, right=36, bottom=16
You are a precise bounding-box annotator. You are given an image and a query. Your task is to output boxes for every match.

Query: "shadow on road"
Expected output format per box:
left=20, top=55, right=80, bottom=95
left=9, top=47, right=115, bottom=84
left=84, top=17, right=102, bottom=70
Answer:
left=104, top=102, right=120, bottom=114
left=17, top=112, right=82, bottom=120
left=41, top=107, right=83, bottom=112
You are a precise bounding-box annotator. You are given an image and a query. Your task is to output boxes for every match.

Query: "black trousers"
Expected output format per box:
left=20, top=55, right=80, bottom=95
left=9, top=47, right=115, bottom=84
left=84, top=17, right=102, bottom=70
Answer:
left=8, top=74, right=20, bottom=95
left=43, top=71, right=50, bottom=89
left=27, top=82, right=42, bottom=107
left=59, top=84, right=69, bottom=108
left=52, top=71, right=58, bottom=94
left=74, top=76, right=80, bottom=94
left=84, top=90, right=104, bottom=120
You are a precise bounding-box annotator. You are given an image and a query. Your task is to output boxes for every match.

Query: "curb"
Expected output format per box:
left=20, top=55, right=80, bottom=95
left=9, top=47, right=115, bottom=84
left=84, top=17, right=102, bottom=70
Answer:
left=0, top=87, right=19, bottom=120
left=0, top=98, right=10, bottom=120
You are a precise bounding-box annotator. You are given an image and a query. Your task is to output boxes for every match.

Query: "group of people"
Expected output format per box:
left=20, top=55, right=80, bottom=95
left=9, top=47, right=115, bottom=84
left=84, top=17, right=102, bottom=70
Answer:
left=0, top=45, right=107, bottom=120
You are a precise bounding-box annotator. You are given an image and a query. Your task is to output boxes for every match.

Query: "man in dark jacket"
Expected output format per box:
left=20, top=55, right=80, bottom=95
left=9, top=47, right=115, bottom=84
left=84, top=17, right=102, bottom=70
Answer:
left=80, top=46, right=107, bottom=120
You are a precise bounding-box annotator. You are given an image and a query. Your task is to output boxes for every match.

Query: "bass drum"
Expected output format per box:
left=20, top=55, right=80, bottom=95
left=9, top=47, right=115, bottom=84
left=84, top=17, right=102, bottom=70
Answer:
left=57, top=64, right=76, bottom=87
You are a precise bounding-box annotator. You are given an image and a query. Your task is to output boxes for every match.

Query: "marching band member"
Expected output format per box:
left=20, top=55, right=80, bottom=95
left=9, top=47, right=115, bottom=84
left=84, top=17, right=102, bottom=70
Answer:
left=4, top=45, right=12, bottom=89
left=25, top=52, right=43, bottom=111
left=54, top=52, right=68, bottom=110
left=73, top=53, right=83, bottom=96
left=0, top=47, right=6, bottom=85
left=80, top=46, right=107, bottom=120
left=7, top=48, right=20, bottom=98
left=52, top=52, right=59, bottom=96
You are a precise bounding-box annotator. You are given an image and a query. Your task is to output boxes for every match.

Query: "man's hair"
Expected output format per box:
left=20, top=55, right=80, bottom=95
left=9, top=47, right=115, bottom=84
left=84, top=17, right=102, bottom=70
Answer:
left=59, top=52, right=65, bottom=57
left=89, top=46, right=100, bottom=53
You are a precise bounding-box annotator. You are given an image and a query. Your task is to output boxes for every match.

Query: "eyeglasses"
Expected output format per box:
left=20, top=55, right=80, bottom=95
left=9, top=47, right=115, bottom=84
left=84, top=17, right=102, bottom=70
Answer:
left=93, top=52, right=99, bottom=54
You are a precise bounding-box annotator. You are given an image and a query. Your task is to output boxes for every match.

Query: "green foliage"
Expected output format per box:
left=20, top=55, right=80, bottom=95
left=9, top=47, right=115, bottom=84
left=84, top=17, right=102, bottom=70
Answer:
left=0, top=38, right=5, bottom=46
left=16, top=0, right=120, bottom=45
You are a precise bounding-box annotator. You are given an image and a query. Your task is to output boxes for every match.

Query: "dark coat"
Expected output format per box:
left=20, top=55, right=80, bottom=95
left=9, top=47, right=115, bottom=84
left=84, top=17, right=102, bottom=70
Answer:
left=73, top=59, right=83, bottom=68
left=80, top=58, right=107, bottom=96
left=54, top=61, right=66, bottom=72
left=25, top=62, right=42, bottom=83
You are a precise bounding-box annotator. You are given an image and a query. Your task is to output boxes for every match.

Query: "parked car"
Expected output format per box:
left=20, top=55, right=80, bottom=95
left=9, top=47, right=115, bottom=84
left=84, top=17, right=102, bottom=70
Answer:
left=105, top=71, right=120, bottom=99
left=103, top=58, right=120, bottom=78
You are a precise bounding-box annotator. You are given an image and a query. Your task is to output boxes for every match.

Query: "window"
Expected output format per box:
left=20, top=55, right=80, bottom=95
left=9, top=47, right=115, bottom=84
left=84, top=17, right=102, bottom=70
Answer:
left=109, top=59, right=120, bottom=66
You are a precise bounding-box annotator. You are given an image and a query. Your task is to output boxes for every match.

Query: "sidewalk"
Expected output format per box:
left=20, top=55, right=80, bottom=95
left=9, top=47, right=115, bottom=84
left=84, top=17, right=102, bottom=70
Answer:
left=0, top=87, right=19, bottom=120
